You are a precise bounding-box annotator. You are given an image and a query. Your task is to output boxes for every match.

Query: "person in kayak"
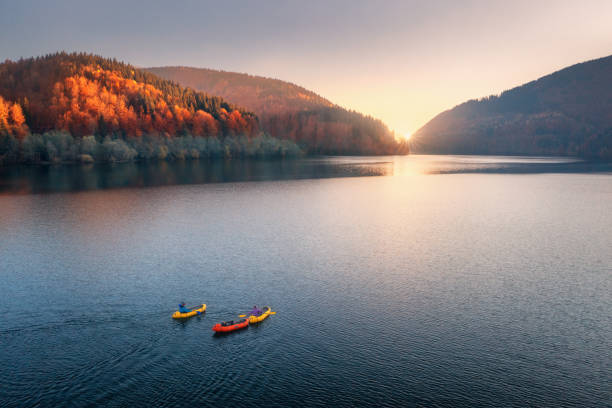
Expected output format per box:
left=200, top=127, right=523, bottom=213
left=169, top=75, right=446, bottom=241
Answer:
left=250, top=305, right=262, bottom=316
left=179, top=302, right=191, bottom=314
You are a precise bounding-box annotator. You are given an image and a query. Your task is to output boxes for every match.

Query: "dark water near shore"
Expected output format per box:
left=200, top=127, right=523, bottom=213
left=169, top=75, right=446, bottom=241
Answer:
left=0, top=158, right=393, bottom=194
left=1, top=155, right=611, bottom=407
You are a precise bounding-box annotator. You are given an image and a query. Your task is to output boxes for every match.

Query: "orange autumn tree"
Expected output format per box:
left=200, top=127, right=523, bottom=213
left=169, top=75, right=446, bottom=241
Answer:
left=0, top=52, right=258, bottom=139
left=0, top=96, right=28, bottom=138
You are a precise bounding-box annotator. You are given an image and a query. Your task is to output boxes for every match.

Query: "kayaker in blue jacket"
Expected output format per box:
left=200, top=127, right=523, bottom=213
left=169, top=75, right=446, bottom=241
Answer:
left=179, top=302, right=191, bottom=314
left=250, top=306, right=262, bottom=316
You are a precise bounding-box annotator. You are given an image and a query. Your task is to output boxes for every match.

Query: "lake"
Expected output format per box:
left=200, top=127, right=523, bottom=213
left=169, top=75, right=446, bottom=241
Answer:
left=1, top=155, right=611, bottom=407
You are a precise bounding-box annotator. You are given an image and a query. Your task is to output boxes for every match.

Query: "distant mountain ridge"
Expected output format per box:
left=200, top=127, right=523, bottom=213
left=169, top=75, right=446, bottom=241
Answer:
left=146, top=66, right=333, bottom=115
left=147, top=66, right=408, bottom=155
left=412, top=55, right=612, bottom=159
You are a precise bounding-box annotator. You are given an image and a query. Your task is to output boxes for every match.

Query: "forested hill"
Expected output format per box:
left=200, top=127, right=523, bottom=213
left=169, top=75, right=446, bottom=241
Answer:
left=147, top=66, right=408, bottom=155
left=0, top=52, right=257, bottom=139
left=411, top=55, right=612, bottom=159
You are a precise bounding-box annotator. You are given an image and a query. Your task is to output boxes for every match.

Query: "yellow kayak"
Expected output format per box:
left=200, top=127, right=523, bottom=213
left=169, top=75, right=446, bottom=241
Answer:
left=248, top=306, right=271, bottom=323
left=172, top=304, right=206, bottom=319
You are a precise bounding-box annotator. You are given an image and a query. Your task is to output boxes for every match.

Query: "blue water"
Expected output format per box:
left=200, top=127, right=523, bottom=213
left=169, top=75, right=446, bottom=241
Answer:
left=1, top=155, right=611, bottom=407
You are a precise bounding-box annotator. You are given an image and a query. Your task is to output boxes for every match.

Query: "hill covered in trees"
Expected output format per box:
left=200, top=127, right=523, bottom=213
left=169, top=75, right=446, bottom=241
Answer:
left=0, top=53, right=257, bottom=138
left=411, top=55, right=612, bottom=160
left=146, top=66, right=408, bottom=155
left=0, top=53, right=305, bottom=164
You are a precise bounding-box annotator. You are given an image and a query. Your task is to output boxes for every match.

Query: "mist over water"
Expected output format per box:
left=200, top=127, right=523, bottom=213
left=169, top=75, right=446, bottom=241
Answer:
left=1, top=155, right=610, bottom=407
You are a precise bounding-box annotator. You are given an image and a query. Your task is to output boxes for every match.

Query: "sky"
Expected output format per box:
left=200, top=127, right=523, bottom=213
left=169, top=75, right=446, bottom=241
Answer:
left=1, top=0, right=612, bottom=137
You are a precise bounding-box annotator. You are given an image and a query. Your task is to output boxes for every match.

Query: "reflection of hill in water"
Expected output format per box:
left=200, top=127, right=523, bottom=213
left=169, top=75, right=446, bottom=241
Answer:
left=0, top=159, right=393, bottom=194
left=3, top=155, right=610, bottom=195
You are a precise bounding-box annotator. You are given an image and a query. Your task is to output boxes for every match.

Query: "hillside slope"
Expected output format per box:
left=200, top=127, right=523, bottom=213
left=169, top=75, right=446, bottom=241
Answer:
left=147, top=66, right=408, bottom=155
left=0, top=52, right=257, bottom=139
left=412, top=55, right=612, bottom=159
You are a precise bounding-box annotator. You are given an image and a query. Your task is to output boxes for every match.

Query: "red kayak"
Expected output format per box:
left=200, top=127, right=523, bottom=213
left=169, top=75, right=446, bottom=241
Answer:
left=212, top=318, right=249, bottom=333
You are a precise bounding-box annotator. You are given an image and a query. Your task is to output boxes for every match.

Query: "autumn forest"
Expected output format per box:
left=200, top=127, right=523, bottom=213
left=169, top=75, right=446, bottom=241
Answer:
left=0, top=53, right=408, bottom=165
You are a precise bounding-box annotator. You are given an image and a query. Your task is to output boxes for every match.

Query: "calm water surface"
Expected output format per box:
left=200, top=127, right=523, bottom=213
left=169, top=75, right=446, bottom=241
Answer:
left=1, top=155, right=611, bottom=407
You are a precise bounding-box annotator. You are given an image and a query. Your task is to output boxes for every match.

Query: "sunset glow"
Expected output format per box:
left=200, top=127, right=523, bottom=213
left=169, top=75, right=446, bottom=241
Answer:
left=1, top=1, right=611, bottom=407
left=2, top=1, right=612, bottom=134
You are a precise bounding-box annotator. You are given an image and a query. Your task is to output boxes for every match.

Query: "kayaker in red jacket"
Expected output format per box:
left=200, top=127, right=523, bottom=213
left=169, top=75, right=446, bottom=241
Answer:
left=250, top=306, right=262, bottom=316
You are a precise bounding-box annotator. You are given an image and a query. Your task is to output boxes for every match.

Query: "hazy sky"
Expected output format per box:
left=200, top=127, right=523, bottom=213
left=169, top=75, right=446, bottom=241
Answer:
left=1, top=0, right=611, bottom=136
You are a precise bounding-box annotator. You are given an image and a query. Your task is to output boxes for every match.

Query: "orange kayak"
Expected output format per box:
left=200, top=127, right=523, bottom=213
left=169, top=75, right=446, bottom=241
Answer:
left=212, top=318, right=249, bottom=333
